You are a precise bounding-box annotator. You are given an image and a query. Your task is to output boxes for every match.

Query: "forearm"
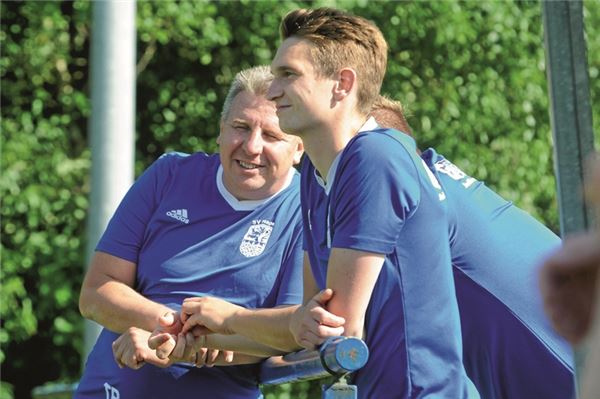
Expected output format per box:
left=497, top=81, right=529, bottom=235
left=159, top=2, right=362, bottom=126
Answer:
left=229, top=305, right=301, bottom=352
left=226, top=255, right=310, bottom=351
left=150, top=334, right=266, bottom=367
left=79, top=252, right=172, bottom=333
left=80, top=280, right=171, bottom=333
left=325, top=249, right=384, bottom=339
left=326, top=291, right=365, bottom=339
left=206, top=334, right=286, bottom=357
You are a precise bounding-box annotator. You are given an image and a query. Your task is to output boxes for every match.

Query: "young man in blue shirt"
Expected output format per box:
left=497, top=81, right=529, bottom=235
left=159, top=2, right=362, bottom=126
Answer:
left=371, top=95, right=575, bottom=399
left=266, top=8, right=473, bottom=398
left=178, top=9, right=480, bottom=398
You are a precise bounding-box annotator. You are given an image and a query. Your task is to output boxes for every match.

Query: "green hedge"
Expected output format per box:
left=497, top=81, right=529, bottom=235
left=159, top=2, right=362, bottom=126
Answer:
left=1, top=1, right=598, bottom=398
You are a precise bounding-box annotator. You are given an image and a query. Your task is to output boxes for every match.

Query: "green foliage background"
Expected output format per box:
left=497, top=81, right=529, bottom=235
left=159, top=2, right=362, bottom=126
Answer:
left=1, top=1, right=599, bottom=398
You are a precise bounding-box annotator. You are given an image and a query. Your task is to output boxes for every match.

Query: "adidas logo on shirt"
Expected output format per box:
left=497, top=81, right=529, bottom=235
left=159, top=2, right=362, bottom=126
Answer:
left=166, top=209, right=189, bottom=224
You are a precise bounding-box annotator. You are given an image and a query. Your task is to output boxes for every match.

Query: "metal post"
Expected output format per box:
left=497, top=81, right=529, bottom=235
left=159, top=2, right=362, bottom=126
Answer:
left=542, top=0, right=596, bottom=394
left=543, top=0, right=595, bottom=234
left=84, top=0, right=136, bottom=368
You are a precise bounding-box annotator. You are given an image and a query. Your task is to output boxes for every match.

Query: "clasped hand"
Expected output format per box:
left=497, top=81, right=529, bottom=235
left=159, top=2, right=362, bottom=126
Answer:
left=289, top=289, right=346, bottom=350
left=112, top=306, right=235, bottom=370
left=179, top=296, right=243, bottom=336
left=115, top=290, right=348, bottom=369
left=112, top=326, right=203, bottom=369
left=147, top=310, right=234, bottom=367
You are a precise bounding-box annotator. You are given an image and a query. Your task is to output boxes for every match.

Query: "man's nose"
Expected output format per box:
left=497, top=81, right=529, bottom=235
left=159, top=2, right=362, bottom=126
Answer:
left=243, top=129, right=264, bottom=155
left=267, top=80, right=281, bottom=101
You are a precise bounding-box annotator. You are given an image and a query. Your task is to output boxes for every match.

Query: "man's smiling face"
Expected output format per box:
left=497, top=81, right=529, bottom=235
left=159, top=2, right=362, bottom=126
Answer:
left=218, top=90, right=303, bottom=200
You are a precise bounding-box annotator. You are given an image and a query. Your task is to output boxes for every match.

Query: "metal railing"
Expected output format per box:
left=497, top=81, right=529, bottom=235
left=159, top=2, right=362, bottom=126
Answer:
left=260, top=336, right=369, bottom=399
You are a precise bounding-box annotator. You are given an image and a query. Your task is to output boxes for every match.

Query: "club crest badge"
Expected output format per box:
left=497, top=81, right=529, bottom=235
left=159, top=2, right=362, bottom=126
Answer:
left=239, top=219, right=274, bottom=257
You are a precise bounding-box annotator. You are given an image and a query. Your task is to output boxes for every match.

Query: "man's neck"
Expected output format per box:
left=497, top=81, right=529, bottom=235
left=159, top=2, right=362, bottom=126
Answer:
left=303, top=113, right=369, bottom=182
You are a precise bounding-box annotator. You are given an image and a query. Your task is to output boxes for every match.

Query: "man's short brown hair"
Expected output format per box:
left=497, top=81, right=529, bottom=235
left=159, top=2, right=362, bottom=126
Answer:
left=370, top=95, right=413, bottom=136
left=280, top=8, right=388, bottom=115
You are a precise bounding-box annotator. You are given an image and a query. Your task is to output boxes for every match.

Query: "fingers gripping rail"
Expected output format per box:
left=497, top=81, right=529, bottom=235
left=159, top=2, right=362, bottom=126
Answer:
left=259, top=336, right=369, bottom=386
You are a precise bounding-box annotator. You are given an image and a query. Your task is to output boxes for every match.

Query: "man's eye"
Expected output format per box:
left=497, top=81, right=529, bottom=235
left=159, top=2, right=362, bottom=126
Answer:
left=278, top=70, right=294, bottom=78
left=263, top=132, right=282, bottom=141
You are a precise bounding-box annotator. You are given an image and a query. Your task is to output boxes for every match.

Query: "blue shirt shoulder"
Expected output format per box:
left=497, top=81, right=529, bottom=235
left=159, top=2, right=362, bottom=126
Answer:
left=421, top=148, right=574, bottom=399
left=79, top=152, right=303, bottom=398
left=302, top=130, right=474, bottom=398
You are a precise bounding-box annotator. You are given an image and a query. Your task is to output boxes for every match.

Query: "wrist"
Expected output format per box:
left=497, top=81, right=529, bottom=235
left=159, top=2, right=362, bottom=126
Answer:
left=228, top=306, right=249, bottom=335
left=289, top=305, right=303, bottom=336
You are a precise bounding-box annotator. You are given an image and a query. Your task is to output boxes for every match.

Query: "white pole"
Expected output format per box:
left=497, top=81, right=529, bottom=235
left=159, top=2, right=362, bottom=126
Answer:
left=84, top=0, right=136, bottom=368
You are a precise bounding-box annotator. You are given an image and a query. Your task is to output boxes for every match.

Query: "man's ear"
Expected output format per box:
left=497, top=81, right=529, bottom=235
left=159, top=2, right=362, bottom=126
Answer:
left=292, top=137, right=304, bottom=165
left=332, top=68, right=357, bottom=102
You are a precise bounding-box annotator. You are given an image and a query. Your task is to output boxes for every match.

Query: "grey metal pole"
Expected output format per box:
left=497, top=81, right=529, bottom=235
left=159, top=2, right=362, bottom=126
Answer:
left=84, top=0, right=136, bottom=368
left=543, top=0, right=595, bottom=234
left=542, top=0, right=596, bottom=394
left=260, top=337, right=369, bottom=386
left=261, top=337, right=369, bottom=399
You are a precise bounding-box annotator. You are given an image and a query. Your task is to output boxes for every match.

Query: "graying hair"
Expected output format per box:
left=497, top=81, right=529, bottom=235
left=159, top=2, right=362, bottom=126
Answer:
left=220, top=65, right=274, bottom=122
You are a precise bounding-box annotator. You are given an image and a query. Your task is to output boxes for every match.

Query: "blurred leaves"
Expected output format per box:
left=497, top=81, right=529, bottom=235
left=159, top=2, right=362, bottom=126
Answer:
left=1, top=0, right=598, bottom=397
left=1, top=1, right=90, bottom=396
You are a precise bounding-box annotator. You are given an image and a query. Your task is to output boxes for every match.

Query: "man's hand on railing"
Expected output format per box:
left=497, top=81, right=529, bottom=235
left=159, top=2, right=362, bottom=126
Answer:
left=290, top=289, right=346, bottom=350
left=113, top=326, right=194, bottom=370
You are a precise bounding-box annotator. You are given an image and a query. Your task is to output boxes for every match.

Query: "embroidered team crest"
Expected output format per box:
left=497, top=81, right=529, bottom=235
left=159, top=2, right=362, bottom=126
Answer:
left=239, top=219, right=274, bottom=257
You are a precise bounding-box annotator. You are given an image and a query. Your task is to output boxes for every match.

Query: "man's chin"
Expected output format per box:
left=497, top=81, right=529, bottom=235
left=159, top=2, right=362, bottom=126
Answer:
left=279, top=122, right=301, bottom=136
left=235, top=180, right=273, bottom=200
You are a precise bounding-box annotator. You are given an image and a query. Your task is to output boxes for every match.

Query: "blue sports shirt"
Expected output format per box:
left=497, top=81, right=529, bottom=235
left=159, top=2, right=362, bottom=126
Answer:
left=75, top=152, right=303, bottom=399
left=421, top=148, right=575, bottom=399
left=301, top=126, right=475, bottom=398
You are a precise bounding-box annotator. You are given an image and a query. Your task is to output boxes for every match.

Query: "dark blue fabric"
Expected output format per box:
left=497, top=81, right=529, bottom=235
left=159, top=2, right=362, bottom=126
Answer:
left=422, top=148, right=575, bottom=399
left=75, top=152, right=303, bottom=398
left=302, top=130, right=474, bottom=398
left=76, top=330, right=263, bottom=399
